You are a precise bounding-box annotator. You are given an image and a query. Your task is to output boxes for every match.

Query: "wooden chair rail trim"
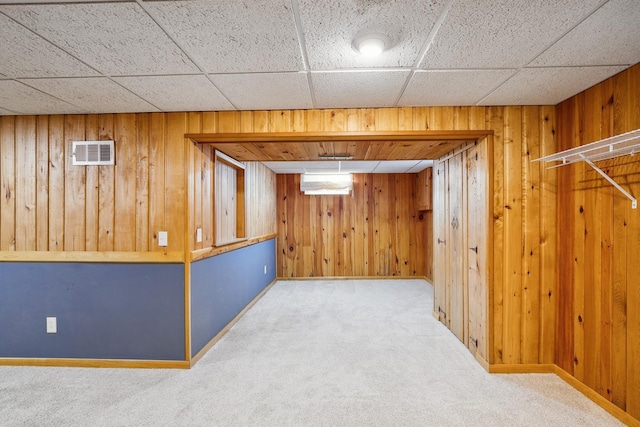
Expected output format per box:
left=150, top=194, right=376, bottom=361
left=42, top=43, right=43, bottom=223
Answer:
left=215, top=237, right=249, bottom=247
left=0, top=251, right=184, bottom=263
left=190, top=234, right=276, bottom=262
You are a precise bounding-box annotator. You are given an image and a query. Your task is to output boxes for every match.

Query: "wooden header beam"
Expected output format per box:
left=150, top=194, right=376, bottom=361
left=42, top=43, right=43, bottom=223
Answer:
left=186, top=130, right=492, bottom=144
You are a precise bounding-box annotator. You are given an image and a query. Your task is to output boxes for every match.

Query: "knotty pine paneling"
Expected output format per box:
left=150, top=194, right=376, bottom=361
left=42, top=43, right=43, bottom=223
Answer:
left=433, top=142, right=490, bottom=361
left=0, top=113, right=184, bottom=252
left=0, top=106, right=556, bottom=373
left=276, top=173, right=427, bottom=277
left=187, top=153, right=276, bottom=253
left=555, top=63, right=640, bottom=419
left=245, top=162, right=277, bottom=239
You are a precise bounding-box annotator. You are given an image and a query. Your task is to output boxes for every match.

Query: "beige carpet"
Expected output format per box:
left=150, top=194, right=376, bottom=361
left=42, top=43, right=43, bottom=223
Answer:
left=0, top=279, right=622, bottom=426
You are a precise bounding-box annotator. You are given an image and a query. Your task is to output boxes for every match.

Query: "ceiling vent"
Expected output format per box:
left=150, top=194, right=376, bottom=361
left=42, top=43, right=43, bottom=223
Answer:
left=72, top=140, right=115, bottom=166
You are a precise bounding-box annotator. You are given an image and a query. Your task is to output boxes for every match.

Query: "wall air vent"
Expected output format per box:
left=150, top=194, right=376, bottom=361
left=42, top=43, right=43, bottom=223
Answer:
left=72, top=140, right=115, bottom=166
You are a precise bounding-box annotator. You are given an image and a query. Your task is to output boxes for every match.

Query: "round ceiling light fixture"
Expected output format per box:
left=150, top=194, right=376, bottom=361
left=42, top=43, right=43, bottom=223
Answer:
left=352, top=33, right=390, bottom=56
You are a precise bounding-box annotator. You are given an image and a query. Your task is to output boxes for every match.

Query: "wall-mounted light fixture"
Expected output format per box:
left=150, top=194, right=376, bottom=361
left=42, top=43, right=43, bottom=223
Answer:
left=352, top=33, right=390, bottom=56
left=300, top=173, right=353, bottom=195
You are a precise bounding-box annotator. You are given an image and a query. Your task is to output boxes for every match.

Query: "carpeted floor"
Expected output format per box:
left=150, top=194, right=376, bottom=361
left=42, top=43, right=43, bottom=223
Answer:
left=0, top=279, right=622, bottom=426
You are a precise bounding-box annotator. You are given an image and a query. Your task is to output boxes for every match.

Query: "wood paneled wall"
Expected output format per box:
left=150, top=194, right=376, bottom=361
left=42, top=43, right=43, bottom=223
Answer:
left=244, top=162, right=277, bottom=239
left=185, top=113, right=277, bottom=252
left=555, top=63, right=640, bottom=418
left=0, top=112, right=277, bottom=254
left=1, top=106, right=556, bottom=369
left=0, top=113, right=186, bottom=252
left=198, top=106, right=555, bottom=368
left=276, top=173, right=428, bottom=277
left=492, top=106, right=558, bottom=366
left=433, top=139, right=490, bottom=363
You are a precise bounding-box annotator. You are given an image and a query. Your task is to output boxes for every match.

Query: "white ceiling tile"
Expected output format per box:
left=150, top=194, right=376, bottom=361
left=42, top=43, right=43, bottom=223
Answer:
left=0, top=107, right=17, bottom=115
left=262, top=160, right=425, bottom=174
left=373, top=160, right=421, bottom=173
left=211, top=73, right=312, bottom=110
left=146, top=0, right=302, bottom=73
left=261, top=162, right=304, bottom=174
left=298, top=0, right=450, bottom=69
left=481, top=66, right=628, bottom=106
left=399, top=70, right=516, bottom=106
left=0, top=3, right=199, bottom=76
left=262, top=161, right=340, bottom=174
left=339, top=161, right=381, bottom=173
left=0, top=14, right=98, bottom=78
left=19, top=77, right=159, bottom=113
left=532, top=0, right=640, bottom=67
left=263, top=166, right=303, bottom=174
left=301, top=161, right=341, bottom=171
left=312, top=70, right=410, bottom=109
left=406, top=160, right=434, bottom=173
left=0, top=80, right=85, bottom=115
left=113, top=75, right=233, bottom=112
left=421, top=0, right=604, bottom=69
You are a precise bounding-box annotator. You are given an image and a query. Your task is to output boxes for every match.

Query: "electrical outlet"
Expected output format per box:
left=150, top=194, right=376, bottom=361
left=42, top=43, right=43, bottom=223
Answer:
left=158, top=231, right=168, bottom=247
left=46, top=317, right=57, bottom=334
left=196, top=228, right=203, bottom=243
left=264, top=265, right=267, bottom=275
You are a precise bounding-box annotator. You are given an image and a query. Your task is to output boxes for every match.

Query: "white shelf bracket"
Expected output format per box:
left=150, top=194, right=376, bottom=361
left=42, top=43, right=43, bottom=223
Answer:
left=534, top=128, right=640, bottom=210
left=580, top=154, right=637, bottom=209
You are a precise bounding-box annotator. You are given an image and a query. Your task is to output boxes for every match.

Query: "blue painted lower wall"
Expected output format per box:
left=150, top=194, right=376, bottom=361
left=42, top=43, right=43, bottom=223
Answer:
left=0, top=262, right=185, bottom=361
left=191, top=238, right=276, bottom=357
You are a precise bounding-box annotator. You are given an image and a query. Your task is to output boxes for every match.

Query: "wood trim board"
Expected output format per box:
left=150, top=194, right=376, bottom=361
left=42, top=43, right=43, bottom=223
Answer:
left=0, top=251, right=184, bottom=263
left=0, top=358, right=189, bottom=369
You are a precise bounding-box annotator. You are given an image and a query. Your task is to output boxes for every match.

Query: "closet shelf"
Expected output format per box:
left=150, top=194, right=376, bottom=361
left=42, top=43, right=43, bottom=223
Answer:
left=533, top=128, right=640, bottom=209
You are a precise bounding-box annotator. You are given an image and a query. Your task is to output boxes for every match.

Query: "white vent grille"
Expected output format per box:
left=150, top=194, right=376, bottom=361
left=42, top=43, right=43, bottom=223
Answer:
left=72, top=141, right=114, bottom=166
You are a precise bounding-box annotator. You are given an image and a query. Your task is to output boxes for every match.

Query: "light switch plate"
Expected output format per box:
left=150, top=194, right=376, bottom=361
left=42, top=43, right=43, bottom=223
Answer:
left=46, top=317, right=57, bottom=334
left=158, top=231, right=168, bottom=247
left=196, top=228, right=203, bottom=243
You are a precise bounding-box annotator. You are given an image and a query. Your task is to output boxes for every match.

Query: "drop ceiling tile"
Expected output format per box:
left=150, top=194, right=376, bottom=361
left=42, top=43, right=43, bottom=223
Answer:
left=0, top=3, right=199, bottom=76
left=262, top=160, right=424, bottom=174
left=113, top=75, right=233, bottom=112
left=481, top=66, right=627, bottom=106
left=261, top=162, right=305, bottom=174
left=399, top=70, right=516, bottom=106
left=0, top=80, right=84, bottom=115
left=0, top=108, right=17, bottom=115
left=19, top=77, right=159, bottom=113
left=298, top=0, right=449, bottom=69
left=373, top=160, right=422, bottom=173
left=312, top=70, right=410, bottom=109
left=406, top=160, right=434, bottom=173
left=300, top=161, right=340, bottom=171
left=0, top=14, right=98, bottom=78
left=420, top=0, right=604, bottom=69
left=532, top=0, right=640, bottom=67
left=210, top=73, right=312, bottom=110
left=262, top=161, right=342, bottom=174
left=339, top=161, right=381, bottom=173
left=146, top=0, right=302, bottom=73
